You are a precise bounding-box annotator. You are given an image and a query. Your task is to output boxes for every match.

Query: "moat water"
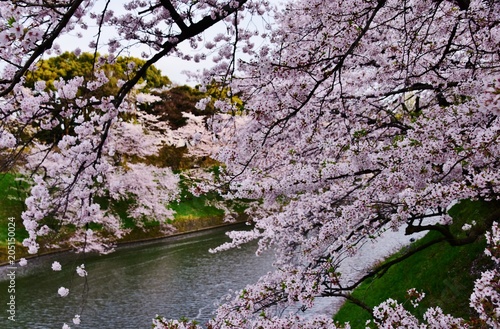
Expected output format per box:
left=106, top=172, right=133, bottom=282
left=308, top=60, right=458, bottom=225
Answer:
left=0, top=225, right=274, bottom=328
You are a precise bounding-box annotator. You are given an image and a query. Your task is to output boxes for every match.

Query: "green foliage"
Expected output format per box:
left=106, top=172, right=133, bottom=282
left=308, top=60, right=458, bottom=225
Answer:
left=145, top=145, right=220, bottom=171
left=447, top=199, right=499, bottom=240
left=353, top=129, right=368, bottom=139
left=169, top=192, right=225, bottom=221
left=25, top=51, right=170, bottom=95
left=7, top=17, right=16, bottom=27
left=206, top=165, right=222, bottom=181
left=205, top=83, right=245, bottom=113
left=333, top=200, right=496, bottom=328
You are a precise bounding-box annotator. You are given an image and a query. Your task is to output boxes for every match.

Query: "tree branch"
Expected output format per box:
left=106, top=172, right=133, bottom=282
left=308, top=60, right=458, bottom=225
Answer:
left=159, top=0, right=189, bottom=32
left=113, top=0, right=248, bottom=108
left=324, top=236, right=446, bottom=294
left=0, top=0, right=86, bottom=97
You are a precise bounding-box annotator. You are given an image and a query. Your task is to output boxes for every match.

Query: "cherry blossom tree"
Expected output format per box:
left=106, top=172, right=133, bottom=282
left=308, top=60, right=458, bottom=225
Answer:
left=198, top=0, right=499, bottom=327
left=0, top=0, right=499, bottom=328
left=0, top=0, right=272, bottom=252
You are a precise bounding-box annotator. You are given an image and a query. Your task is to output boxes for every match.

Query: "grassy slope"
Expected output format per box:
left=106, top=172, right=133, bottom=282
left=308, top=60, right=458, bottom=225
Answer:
left=0, top=171, right=247, bottom=261
left=333, top=200, right=497, bottom=328
left=0, top=173, right=29, bottom=261
left=113, top=190, right=231, bottom=243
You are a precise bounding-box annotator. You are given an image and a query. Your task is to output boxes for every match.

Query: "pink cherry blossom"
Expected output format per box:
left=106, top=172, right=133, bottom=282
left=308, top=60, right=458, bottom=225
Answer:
left=58, top=287, right=69, bottom=297
left=51, top=261, right=62, bottom=271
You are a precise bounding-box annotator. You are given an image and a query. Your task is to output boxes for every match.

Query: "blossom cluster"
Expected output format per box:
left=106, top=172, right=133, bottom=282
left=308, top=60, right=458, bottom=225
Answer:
left=200, top=0, right=500, bottom=327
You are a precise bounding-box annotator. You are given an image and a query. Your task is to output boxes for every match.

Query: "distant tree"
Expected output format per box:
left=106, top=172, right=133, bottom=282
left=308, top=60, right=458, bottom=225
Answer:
left=25, top=51, right=170, bottom=95
left=144, top=84, right=243, bottom=130
left=19, top=52, right=169, bottom=144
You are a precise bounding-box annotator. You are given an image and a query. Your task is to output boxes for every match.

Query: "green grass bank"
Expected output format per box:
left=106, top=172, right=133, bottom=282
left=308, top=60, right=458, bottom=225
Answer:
left=333, top=200, right=498, bottom=328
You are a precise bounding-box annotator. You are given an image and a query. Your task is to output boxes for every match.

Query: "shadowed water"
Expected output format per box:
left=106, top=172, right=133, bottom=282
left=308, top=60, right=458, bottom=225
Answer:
left=0, top=225, right=274, bottom=328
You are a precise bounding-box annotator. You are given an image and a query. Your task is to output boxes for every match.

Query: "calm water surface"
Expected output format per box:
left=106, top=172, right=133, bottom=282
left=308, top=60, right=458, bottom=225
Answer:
left=0, top=225, right=274, bottom=328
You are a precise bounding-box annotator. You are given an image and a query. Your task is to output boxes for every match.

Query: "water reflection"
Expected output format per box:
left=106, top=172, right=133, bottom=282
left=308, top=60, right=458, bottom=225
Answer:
left=0, top=225, right=274, bottom=328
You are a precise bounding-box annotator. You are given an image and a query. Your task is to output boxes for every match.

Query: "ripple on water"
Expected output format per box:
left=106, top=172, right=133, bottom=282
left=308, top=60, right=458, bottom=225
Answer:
left=0, top=225, right=274, bottom=328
